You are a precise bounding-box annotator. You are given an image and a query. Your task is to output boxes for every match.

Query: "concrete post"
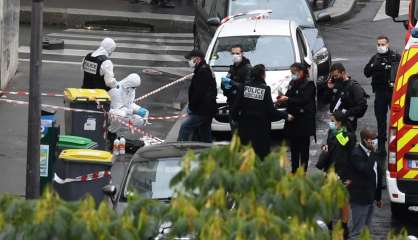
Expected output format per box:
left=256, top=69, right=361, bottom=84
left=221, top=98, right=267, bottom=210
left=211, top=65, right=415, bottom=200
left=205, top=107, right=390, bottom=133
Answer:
left=0, top=0, right=20, bottom=89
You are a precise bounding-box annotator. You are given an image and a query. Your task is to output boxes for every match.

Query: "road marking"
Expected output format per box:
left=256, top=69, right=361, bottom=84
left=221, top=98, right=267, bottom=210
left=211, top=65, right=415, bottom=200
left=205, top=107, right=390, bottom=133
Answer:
left=18, top=58, right=191, bottom=74
left=64, top=29, right=194, bottom=38
left=47, top=33, right=194, bottom=44
left=61, top=39, right=192, bottom=52
left=374, top=0, right=409, bottom=22
left=19, top=46, right=185, bottom=62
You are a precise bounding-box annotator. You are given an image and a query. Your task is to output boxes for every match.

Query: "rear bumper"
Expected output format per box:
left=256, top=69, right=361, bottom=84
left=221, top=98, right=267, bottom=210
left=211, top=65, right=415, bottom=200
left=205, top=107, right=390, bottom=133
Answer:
left=386, top=171, right=418, bottom=206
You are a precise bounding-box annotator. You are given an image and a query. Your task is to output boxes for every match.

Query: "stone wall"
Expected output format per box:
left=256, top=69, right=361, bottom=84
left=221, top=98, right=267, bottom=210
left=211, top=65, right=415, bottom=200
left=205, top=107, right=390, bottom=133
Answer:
left=0, top=0, right=19, bottom=89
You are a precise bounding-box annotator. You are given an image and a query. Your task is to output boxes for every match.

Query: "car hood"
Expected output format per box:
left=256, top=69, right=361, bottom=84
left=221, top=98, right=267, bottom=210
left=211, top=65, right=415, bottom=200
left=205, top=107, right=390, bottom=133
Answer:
left=214, top=70, right=292, bottom=103
left=301, top=27, right=325, bottom=54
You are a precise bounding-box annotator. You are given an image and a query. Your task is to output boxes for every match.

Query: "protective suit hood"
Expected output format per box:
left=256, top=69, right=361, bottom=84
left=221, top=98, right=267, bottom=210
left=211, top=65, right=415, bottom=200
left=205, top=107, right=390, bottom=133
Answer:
left=120, top=73, right=141, bottom=88
left=92, top=38, right=116, bottom=57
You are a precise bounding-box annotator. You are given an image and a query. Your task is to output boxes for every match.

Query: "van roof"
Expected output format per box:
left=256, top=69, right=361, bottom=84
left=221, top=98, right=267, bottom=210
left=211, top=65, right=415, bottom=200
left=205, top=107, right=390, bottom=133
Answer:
left=218, top=19, right=293, bottom=38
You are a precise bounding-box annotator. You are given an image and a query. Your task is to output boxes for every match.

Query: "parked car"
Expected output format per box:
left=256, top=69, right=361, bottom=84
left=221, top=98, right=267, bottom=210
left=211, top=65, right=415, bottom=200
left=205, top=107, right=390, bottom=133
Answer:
left=103, top=142, right=212, bottom=213
left=205, top=16, right=317, bottom=132
left=193, top=0, right=331, bottom=80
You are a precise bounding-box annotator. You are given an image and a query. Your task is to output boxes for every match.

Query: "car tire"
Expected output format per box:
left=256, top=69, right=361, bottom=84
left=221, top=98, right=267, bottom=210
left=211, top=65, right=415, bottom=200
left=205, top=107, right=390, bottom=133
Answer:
left=391, top=202, right=406, bottom=219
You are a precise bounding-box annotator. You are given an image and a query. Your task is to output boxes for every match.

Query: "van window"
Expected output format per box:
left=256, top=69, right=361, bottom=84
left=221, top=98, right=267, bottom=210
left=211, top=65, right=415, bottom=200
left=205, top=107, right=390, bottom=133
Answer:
left=209, top=35, right=295, bottom=70
left=229, top=0, right=314, bottom=27
left=405, top=76, right=418, bottom=123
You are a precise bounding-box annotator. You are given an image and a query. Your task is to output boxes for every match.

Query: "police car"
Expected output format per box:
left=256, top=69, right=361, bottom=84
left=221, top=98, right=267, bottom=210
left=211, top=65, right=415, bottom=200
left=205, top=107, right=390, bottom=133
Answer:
left=206, top=11, right=318, bottom=132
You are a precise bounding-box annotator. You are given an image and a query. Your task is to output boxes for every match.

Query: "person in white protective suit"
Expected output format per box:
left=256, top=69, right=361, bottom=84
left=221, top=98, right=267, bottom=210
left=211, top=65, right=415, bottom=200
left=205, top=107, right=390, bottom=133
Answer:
left=82, top=37, right=117, bottom=91
left=108, top=73, right=150, bottom=135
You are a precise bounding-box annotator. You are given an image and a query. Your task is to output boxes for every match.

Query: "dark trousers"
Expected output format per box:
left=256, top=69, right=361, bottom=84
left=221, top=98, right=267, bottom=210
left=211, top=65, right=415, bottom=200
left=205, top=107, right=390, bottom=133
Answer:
left=374, top=89, right=392, bottom=148
left=178, top=114, right=213, bottom=143
left=290, top=136, right=311, bottom=173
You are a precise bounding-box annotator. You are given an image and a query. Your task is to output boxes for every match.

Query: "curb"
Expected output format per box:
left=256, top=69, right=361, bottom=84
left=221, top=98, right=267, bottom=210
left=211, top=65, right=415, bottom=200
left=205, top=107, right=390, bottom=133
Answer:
left=20, top=6, right=194, bottom=33
left=315, top=0, right=357, bottom=22
left=165, top=106, right=187, bottom=142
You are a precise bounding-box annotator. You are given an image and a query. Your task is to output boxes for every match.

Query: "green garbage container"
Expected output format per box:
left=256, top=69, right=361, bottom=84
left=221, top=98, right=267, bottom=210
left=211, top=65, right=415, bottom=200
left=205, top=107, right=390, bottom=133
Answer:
left=64, top=88, right=110, bottom=150
left=58, top=135, right=98, bottom=150
left=53, top=149, right=113, bottom=205
left=40, top=110, right=60, bottom=193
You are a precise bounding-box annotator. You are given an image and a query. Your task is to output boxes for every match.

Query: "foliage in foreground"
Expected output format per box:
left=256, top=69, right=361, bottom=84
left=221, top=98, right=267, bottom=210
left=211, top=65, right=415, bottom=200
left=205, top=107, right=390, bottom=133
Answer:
left=0, top=136, right=411, bottom=239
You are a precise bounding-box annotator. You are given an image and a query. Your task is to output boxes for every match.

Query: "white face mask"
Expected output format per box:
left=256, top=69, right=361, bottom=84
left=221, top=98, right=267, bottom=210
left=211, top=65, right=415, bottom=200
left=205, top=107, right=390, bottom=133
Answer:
left=291, top=74, right=298, bottom=81
left=232, top=54, right=243, bottom=64
left=188, top=58, right=196, bottom=68
left=371, top=138, right=378, bottom=149
left=377, top=46, right=388, bottom=54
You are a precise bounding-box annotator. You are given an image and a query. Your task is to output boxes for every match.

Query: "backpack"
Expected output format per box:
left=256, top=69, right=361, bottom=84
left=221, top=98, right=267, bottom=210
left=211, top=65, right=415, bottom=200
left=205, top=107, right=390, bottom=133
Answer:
left=345, top=80, right=369, bottom=118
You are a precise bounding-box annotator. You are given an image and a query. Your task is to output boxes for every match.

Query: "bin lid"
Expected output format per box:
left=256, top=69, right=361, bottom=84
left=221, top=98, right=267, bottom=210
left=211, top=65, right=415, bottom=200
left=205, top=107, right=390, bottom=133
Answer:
left=64, top=88, right=111, bottom=102
left=59, top=149, right=112, bottom=163
left=58, top=135, right=98, bottom=149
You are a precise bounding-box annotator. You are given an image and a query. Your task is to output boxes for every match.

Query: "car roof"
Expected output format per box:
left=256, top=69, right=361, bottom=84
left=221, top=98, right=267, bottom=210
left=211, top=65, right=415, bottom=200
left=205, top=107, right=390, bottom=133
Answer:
left=131, top=142, right=212, bottom=162
left=218, top=19, right=293, bottom=38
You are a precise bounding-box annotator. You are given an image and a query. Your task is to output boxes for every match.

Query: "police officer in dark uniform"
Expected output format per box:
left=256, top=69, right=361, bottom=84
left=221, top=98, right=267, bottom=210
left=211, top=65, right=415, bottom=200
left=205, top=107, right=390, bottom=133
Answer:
left=364, top=35, right=400, bottom=154
left=221, top=45, right=253, bottom=131
left=231, top=64, right=292, bottom=159
left=82, top=38, right=117, bottom=91
left=277, top=63, right=316, bottom=173
left=324, top=63, right=368, bottom=131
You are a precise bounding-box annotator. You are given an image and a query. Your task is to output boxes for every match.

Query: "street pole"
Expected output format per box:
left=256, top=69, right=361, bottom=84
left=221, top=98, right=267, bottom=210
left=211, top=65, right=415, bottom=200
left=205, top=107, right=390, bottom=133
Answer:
left=26, top=0, right=44, bottom=199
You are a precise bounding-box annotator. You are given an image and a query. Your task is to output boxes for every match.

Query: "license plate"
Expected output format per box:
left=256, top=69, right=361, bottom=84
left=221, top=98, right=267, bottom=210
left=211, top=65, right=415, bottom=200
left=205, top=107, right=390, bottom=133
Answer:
left=408, top=206, right=418, bottom=212
left=408, top=160, right=418, bottom=169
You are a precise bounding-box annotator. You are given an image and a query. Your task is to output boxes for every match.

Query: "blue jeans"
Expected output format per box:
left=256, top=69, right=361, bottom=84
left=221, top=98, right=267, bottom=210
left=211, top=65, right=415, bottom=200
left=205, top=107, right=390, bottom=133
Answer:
left=177, top=114, right=213, bottom=143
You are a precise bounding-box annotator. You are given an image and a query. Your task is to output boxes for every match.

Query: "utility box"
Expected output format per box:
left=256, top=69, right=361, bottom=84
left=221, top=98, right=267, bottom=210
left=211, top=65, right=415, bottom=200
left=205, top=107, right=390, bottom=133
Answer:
left=0, top=0, right=20, bottom=89
left=64, top=88, right=110, bottom=150
left=54, top=149, right=113, bottom=205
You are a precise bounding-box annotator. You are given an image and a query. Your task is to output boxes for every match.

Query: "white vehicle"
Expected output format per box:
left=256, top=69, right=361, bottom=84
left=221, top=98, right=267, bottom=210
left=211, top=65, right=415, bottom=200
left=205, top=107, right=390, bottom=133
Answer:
left=205, top=13, right=317, bottom=132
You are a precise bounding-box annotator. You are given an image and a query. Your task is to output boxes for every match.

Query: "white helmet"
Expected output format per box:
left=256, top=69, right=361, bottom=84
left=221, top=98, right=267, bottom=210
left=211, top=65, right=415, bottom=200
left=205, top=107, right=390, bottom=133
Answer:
left=100, top=37, right=116, bottom=56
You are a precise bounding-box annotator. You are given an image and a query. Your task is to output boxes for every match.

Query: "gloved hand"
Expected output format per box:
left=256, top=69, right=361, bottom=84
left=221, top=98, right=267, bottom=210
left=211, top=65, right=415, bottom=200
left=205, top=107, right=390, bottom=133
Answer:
left=221, top=77, right=232, bottom=90
left=136, top=107, right=149, bottom=118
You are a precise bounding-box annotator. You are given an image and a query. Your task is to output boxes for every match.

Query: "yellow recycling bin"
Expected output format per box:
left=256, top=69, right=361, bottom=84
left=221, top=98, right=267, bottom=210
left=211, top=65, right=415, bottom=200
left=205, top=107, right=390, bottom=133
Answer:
left=53, top=149, right=113, bottom=205
left=64, top=88, right=111, bottom=150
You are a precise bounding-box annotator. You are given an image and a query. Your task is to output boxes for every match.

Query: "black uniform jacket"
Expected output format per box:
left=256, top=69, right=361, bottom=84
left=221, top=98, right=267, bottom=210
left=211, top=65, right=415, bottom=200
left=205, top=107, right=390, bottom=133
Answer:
left=221, top=57, right=252, bottom=104
left=189, top=61, right=217, bottom=117
left=364, top=49, right=401, bottom=92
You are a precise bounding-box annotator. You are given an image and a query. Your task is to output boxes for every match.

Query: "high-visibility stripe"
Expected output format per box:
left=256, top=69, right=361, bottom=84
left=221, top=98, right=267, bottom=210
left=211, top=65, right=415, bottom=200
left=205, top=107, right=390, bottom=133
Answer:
left=336, top=132, right=349, bottom=146
left=397, top=157, right=404, bottom=171
left=403, top=170, right=418, bottom=179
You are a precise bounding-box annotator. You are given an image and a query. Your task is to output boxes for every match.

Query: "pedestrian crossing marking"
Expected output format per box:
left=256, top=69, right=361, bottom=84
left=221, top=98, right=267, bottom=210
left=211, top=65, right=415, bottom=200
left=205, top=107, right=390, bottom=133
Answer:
left=19, top=46, right=186, bottom=62
left=62, top=39, right=192, bottom=52
left=48, top=33, right=194, bottom=44
left=64, top=28, right=194, bottom=38
left=373, top=0, right=409, bottom=22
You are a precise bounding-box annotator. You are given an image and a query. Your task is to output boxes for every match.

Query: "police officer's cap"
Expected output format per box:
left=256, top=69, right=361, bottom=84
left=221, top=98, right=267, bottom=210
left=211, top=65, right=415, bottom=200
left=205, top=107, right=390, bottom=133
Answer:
left=185, top=49, right=205, bottom=60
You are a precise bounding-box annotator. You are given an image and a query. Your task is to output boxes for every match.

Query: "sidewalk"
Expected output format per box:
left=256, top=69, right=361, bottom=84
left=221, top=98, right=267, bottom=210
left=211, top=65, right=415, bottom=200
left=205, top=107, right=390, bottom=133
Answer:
left=20, top=0, right=194, bottom=32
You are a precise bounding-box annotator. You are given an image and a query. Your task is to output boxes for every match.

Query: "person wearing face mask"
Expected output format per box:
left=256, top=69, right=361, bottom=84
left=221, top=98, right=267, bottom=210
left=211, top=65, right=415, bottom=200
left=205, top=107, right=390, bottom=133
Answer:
left=178, top=49, right=217, bottom=142
left=363, top=36, right=401, bottom=155
left=348, top=128, right=383, bottom=240
left=221, top=45, right=253, bottom=131
left=277, top=63, right=316, bottom=173
left=324, top=63, right=368, bottom=131
left=317, top=111, right=355, bottom=239
left=82, top=37, right=118, bottom=91
left=231, top=64, right=293, bottom=159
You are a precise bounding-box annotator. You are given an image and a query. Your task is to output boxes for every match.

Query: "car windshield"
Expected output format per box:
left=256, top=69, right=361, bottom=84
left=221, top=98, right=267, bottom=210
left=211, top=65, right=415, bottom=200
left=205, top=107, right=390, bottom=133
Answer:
left=123, top=158, right=196, bottom=200
left=229, top=0, right=315, bottom=27
left=209, top=35, right=295, bottom=70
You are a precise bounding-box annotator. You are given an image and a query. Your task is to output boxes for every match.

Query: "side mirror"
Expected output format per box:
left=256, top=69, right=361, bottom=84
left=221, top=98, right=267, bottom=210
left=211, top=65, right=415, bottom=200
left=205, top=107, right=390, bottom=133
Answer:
left=304, top=56, right=313, bottom=67
left=316, top=12, right=331, bottom=23
left=385, top=0, right=400, bottom=19
left=207, top=17, right=221, bottom=27
left=102, top=184, right=117, bottom=197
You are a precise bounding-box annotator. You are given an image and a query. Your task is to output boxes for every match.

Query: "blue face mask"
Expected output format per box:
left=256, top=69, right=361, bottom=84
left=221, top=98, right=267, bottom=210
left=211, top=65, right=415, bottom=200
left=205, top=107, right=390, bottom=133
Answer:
left=291, top=74, right=298, bottom=81
left=329, top=121, right=336, bottom=130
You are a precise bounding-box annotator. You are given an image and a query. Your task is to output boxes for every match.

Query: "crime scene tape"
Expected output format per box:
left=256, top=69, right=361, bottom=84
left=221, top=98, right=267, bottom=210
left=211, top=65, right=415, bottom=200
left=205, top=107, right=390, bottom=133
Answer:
left=0, top=97, right=165, bottom=143
left=53, top=170, right=111, bottom=184
left=134, top=73, right=193, bottom=102
left=0, top=90, right=64, bottom=97
left=0, top=98, right=187, bottom=121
